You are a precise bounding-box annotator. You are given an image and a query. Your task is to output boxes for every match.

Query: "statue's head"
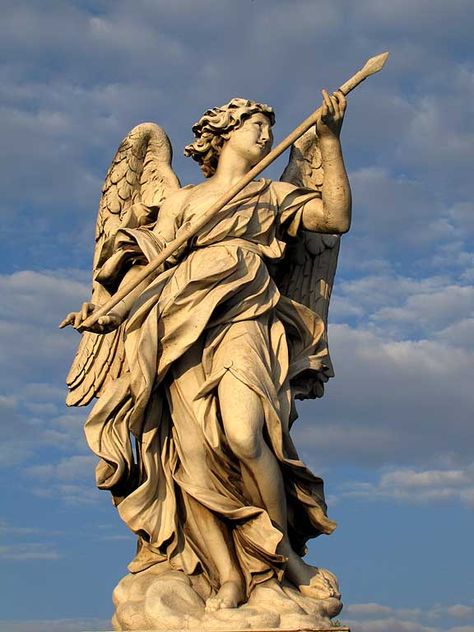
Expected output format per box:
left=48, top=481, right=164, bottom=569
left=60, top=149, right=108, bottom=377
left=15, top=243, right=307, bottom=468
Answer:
left=184, top=97, right=275, bottom=177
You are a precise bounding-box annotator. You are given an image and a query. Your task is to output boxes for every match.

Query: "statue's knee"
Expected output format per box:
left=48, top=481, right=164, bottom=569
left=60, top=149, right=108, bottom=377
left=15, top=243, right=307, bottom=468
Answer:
left=227, top=429, right=263, bottom=462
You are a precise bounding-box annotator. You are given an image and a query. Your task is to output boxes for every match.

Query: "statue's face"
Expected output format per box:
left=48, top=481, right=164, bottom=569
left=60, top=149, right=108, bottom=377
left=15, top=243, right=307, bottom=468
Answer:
left=225, top=112, right=273, bottom=167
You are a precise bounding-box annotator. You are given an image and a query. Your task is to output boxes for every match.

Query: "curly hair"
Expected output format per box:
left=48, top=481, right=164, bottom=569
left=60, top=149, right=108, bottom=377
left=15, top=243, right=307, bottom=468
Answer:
left=184, top=97, right=275, bottom=178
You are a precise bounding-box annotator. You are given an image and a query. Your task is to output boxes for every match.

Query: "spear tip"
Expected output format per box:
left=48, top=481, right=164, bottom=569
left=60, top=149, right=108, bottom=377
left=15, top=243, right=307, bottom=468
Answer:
left=363, top=51, right=390, bottom=76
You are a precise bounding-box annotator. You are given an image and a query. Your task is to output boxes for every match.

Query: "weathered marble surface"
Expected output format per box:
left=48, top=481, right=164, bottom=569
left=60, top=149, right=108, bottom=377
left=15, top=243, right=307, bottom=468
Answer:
left=59, top=68, right=386, bottom=627
left=112, top=568, right=342, bottom=631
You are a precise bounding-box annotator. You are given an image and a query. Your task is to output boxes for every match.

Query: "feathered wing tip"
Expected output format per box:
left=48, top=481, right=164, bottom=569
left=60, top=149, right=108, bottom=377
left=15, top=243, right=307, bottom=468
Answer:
left=280, top=126, right=324, bottom=192
left=66, top=123, right=181, bottom=406
left=278, top=126, right=341, bottom=400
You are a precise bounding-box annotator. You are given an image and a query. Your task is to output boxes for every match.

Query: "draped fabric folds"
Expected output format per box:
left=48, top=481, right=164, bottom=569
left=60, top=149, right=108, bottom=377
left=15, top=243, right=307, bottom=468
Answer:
left=84, top=179, right=336, bottom=595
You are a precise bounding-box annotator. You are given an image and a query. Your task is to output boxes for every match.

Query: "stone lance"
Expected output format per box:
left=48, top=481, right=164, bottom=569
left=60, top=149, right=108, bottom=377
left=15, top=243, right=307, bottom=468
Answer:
left=73, top=51, right=389, bottom=332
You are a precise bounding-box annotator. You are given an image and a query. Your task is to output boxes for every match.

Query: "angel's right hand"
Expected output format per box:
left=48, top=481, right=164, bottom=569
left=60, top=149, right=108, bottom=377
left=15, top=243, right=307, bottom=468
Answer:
left=59, top=302, right=123, bottom=334
left=59, top=301, right=96, bottom=330
left=94, top=311, right=124, bottom=333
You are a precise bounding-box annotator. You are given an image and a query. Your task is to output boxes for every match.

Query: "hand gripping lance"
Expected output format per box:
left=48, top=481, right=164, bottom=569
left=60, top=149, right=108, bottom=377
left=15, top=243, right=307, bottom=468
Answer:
left=74, top=52, right=389, bottom=332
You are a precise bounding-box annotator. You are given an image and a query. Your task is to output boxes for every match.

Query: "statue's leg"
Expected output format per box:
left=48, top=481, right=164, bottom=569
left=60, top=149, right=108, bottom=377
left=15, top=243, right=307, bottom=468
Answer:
left=215, top=318, right=332, bottom=596
left=180, top=493, right=245, bottom=611
left=218, top=369, right=328, bottom=593
left=218, top=370, right=288, bottom=530
left=169, top=344, right=245, bottom=611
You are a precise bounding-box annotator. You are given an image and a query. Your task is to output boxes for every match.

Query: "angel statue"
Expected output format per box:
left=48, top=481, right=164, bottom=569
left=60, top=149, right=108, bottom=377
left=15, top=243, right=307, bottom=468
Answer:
left=61, top=89, right=351, bottom=630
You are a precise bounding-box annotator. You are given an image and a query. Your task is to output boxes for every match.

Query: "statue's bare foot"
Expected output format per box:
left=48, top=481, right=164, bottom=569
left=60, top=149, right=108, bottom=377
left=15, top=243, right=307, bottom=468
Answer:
left=205, top=579, right=245, bottom=612
left=285, top=550, right=340, bottom=600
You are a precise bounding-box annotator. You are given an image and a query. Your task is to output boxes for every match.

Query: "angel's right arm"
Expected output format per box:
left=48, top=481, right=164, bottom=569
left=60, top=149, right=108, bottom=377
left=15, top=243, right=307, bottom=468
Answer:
left=278, top=91, right=352, bottom=235
left=304, top=90, right=352, bottom=234
left=302, top=136, right=352, bottom=234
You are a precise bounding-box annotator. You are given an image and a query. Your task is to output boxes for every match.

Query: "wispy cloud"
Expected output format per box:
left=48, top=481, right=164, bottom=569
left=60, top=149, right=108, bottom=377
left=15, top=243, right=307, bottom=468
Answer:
left=338, top=465, right=474, bottom=507
left=443, top=606, right=474, bottom=621
left=26, top=455, right=99, bottom=504
left=333, top=273, right=474, bottom=341
left=0, top=543, right=59, bottom=561
left=345, top=600, right=474, bottom=632
left=296, top=317, right=474, bottom=468
left=1, top=1, right=472, bottom=271
left=0, top=269, right=91, bottom=471
left=0, top=0, right=472, bottom=624
left=27, top=454, right=97, bottom=482
left=0, top=619, right=110, bottom=632
left=0, top=519, right=44, bottom=537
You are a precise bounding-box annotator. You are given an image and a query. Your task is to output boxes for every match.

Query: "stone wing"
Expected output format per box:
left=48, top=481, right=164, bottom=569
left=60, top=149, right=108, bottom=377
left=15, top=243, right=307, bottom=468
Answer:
left=276, top=126, right=341, bottom=399
left=66, top=123, right=180, bottom=406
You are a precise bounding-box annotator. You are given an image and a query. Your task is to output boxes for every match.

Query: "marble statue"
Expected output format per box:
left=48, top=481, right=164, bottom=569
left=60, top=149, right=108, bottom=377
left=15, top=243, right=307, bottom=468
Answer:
left=61, top=54, right=387, bottom=631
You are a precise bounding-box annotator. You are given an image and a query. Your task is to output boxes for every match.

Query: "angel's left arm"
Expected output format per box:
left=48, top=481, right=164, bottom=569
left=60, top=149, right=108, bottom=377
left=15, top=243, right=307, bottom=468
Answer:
left=107, top=194, right=184, bottom=322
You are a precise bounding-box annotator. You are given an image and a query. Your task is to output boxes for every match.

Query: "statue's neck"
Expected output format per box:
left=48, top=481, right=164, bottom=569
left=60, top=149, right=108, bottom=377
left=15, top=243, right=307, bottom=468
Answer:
left=211, top=148, right=253, bottom=187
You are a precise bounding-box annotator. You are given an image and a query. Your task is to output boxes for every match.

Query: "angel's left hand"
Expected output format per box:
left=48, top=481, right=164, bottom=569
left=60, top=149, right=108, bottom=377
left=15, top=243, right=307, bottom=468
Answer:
left=317, top=90, right=347, bottom=139
left=59, top=302, right=124, bottom=333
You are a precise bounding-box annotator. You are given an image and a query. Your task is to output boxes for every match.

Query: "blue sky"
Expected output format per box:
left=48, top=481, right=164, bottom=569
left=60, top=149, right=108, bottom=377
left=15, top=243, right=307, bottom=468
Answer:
left=0, top=1, right=473, bottom=631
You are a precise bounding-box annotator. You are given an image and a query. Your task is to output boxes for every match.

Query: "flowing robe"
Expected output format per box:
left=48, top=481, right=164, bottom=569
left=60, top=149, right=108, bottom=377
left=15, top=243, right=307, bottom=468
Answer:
left=85, top=179, right=336, bottom=594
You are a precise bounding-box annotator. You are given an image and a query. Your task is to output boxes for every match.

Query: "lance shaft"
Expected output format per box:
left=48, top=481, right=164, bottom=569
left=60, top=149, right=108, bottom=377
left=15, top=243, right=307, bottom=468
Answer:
left=77, top=52, right=388, bottom=332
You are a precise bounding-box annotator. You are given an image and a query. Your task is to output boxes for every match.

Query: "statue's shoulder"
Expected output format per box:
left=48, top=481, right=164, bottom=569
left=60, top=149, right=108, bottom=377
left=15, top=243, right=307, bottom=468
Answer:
left=269, top=180, right=296, bottom=194
left=267, top=179, right=299, bottom=206
left=161, top=184, right=196, bottom=213
left=170, top=180, right=224, bottom=210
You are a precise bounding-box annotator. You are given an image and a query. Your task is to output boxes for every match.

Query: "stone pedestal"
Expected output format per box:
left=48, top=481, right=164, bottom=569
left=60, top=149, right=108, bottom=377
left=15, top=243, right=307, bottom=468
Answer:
left=86, top=629, right=350, bottom=632
left=111, top=568, right=345, bottom=631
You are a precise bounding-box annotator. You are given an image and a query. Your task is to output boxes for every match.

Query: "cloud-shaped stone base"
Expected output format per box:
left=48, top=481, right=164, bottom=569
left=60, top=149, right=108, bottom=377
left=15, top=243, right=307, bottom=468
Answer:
left=112, top=568, right=342, bottom=630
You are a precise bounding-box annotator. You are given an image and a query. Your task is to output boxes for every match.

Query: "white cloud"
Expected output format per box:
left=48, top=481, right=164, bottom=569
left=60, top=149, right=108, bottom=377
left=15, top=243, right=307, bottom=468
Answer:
left=0, top=543, right=59, bottom=561
left=26, top=455, right=99, bottom=504
left=449, top=201, right=474, bottom=235
left=293, top=265, right=474, bottom=471
left=27, top=455, right=96, bottom=482
left=0, top=270, right=89, bottom=326
left=347, top=602, right=395, bottom=616
left=0, top=520, right=41, bottom=537
left=296, top=317, right=474, bottom=468
left=0, top=619, right=110, bottom=632
left=342, top=167, right=470, bottom=274
left=337, top=285, right=474, bottom=360
left=332, top=273, right=474, bottom=338
left=445, top=606, right=474, bottom=620
left=0, top=270, right=93, bottom=475
left=39, top=411, right=89, bottom=452
left=1, top=264, right=472, bottom=484
left=345, top=600, right=474, bottom=632
left=345, top=618, right=437, bottom=632
left=0, top=1, right=471, bottom=626
left=0, top=443, right=33, bottom=467
left=0, top=0, right=471, bottom=274
left=33, top=482, right=101, bottom=504
left=339, top=465, right=474, bottom=507
left=372, top=285, right=474, bottom=338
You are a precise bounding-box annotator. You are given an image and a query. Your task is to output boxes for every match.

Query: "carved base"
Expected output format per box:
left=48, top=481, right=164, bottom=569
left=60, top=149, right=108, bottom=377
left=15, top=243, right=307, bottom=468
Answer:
left=112, top=567, right=343, bottom=631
